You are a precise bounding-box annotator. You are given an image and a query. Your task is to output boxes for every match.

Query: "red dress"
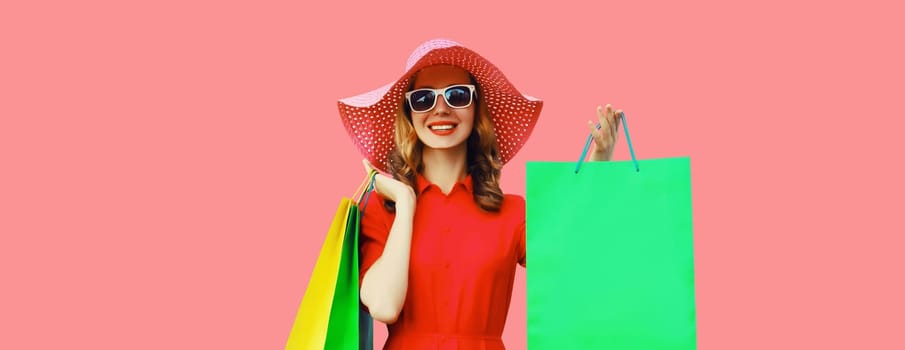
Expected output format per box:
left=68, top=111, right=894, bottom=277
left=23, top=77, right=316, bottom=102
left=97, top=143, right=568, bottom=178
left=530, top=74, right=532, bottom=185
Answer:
left=360, top=174, right=526, bottom=350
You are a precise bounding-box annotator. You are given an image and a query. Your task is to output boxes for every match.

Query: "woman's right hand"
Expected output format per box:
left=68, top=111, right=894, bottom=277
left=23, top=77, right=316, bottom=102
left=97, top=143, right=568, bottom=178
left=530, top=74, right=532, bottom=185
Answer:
left=363, top=159, right=416, bottom=206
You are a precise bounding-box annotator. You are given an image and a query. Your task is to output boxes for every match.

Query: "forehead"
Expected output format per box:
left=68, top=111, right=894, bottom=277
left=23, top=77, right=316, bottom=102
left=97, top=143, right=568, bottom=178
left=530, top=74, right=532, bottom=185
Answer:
left=412, top=65, right=471, bottom=88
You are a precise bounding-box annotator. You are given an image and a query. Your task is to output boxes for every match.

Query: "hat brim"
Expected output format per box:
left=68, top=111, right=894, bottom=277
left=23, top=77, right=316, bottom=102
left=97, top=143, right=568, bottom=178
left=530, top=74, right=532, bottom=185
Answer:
left=338, top=39, right=543, bottom=173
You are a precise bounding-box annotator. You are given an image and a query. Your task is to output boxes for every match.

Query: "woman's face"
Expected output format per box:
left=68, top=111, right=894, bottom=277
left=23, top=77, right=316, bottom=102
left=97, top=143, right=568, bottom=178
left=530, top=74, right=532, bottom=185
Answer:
left=408, top=65, right=475, bottom=151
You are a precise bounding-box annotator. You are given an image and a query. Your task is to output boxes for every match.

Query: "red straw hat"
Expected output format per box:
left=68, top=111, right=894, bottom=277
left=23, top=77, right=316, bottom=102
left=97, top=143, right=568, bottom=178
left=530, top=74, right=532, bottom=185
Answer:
left=338, top=38, right=543, bottom=173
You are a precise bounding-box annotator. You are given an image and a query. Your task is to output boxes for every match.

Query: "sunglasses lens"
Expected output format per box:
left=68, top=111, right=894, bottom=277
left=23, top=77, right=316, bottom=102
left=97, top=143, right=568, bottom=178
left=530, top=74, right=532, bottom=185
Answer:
left=409, top=90, right=436, bottom=112
left=445, top=86, right=472, bottom=108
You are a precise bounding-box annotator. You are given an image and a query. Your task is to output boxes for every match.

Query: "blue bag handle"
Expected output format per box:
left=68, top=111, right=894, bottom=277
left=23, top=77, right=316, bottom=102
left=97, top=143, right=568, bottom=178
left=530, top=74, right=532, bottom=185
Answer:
left=575, top=112, right=639, bottom=173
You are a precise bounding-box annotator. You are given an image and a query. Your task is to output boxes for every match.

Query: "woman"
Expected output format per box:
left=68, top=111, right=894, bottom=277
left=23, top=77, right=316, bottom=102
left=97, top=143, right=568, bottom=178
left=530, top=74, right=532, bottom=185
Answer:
left=337, top=39, right=622, bottom=349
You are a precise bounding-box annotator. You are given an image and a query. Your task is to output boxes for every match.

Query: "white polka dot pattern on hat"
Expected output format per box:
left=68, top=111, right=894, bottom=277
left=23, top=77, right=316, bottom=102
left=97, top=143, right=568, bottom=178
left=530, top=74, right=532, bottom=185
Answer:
left=338, top=39, right=543, bottom=173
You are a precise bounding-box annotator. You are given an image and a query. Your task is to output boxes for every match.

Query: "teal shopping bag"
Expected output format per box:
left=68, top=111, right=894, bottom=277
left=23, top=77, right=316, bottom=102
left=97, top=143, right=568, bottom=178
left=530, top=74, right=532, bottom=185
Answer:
left=526, top=116, right=696, bottom=349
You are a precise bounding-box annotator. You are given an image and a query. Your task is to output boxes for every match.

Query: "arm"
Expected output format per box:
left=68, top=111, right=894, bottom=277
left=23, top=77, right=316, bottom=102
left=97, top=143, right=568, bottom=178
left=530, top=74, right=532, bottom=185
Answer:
left=360, top=193, right=414, bottom=324
left=359, top=160, right=416, bottom=324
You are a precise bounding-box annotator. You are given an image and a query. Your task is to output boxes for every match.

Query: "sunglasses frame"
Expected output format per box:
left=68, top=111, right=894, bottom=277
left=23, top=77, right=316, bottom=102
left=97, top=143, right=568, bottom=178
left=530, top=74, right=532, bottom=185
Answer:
left=404, top=84, right=476, bottom=113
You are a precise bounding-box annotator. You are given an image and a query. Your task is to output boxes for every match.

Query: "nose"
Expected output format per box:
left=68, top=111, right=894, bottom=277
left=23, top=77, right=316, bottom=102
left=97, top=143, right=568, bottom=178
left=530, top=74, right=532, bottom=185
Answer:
left=432, top=93, right=451, bottom=114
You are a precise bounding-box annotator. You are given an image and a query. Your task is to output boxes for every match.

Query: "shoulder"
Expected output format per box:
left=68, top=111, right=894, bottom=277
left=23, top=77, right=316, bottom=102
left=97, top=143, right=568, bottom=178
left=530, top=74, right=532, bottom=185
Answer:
left=499, top=193, right=525, bottom=220
left=502, top=193, right=525, bottom=208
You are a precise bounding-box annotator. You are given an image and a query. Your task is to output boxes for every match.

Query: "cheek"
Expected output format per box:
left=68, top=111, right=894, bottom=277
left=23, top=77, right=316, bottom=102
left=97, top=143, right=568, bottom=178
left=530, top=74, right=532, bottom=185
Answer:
left=410, top=114, right=428, bottom=129
left=460, top=109, right=476, bottom=130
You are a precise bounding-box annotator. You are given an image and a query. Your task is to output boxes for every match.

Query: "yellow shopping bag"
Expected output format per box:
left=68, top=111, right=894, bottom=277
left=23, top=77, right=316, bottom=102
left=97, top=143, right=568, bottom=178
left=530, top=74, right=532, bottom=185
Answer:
left=286, top=172, right=376, bottom=350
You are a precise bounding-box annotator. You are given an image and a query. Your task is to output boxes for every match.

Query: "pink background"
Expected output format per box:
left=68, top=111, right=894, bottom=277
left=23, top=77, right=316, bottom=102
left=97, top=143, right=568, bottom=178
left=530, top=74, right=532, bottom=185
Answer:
left=2, top=0, right=903, bottom=349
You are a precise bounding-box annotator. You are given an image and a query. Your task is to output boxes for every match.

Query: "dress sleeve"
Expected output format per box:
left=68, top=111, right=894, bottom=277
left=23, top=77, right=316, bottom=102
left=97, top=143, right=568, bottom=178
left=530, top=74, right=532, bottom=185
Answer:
left=508, top=195, right=527, bottom=268
left=359, top=192, right=391, bottom=285
left=516, top=220, right=527, bottom=267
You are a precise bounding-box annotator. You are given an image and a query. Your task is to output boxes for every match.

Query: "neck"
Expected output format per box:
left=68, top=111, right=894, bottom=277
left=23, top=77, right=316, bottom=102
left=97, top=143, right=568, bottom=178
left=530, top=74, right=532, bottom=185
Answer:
left=421, top=144, right=467, bottom=195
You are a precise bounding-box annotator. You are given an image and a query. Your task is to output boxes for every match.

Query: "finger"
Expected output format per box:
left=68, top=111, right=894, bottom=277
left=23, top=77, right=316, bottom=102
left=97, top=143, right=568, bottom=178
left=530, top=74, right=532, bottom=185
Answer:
left=600, top=110, right=612, bottom=141
left=596, top=105, right=606, bottom=127
left=588, top=120, right=605, bottom=139
left=607, top=105, right=619, bottom=136
left=605, top=104, right=614, bottom=124
left=588, top=120, right=608, bottom=148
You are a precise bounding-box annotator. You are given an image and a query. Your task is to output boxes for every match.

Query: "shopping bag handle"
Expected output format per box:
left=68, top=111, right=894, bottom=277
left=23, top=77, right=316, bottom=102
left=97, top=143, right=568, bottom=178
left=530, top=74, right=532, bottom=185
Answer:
left=353, top=170, right=378, bottom=211
left=575, top=111, right=639, bottom=173
left=353, top=170, right=378, bottom=203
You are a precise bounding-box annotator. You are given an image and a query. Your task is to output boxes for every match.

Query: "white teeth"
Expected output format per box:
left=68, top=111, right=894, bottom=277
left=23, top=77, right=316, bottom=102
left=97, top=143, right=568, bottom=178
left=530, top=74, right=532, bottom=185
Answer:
left=430, top=124, right=455, bottom=130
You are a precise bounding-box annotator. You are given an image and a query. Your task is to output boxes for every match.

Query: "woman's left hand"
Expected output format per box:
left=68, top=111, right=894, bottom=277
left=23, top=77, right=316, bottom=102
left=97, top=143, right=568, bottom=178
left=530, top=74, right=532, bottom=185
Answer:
left=588, top=104, right=622, bottom=161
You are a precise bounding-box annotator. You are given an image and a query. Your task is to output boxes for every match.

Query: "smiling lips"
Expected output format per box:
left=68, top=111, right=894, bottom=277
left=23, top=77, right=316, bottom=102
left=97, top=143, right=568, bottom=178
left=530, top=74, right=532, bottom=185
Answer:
left=427, top=121, right=458, bottom=136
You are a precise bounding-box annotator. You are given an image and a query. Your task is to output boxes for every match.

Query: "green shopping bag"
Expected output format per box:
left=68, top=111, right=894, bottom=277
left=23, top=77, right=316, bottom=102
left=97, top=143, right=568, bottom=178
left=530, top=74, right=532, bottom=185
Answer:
left=326, top=186, right=375, bottom=350
left=286, top=172, right=375, bottom=350
left=526, top=115, right=696, bottom=349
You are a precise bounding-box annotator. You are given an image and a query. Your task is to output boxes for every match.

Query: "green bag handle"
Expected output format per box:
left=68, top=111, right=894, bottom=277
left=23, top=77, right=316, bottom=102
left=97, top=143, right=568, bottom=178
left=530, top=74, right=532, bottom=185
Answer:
left=575, top=112, right=639, bottom=173
left=358, top=170, right=377, bottom=212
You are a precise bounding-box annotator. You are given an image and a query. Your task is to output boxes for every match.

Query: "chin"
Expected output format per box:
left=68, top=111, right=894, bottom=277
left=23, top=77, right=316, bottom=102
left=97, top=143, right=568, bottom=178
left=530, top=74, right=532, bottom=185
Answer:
left=422, top=140, right=465, bottom=150
left=417, top=132, right=469, bottom=150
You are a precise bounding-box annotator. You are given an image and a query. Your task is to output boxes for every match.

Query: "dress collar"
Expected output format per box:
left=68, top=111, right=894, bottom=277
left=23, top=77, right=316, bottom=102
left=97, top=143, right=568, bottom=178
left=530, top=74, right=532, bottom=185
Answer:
left=415, top=173, right=474, bottom=195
